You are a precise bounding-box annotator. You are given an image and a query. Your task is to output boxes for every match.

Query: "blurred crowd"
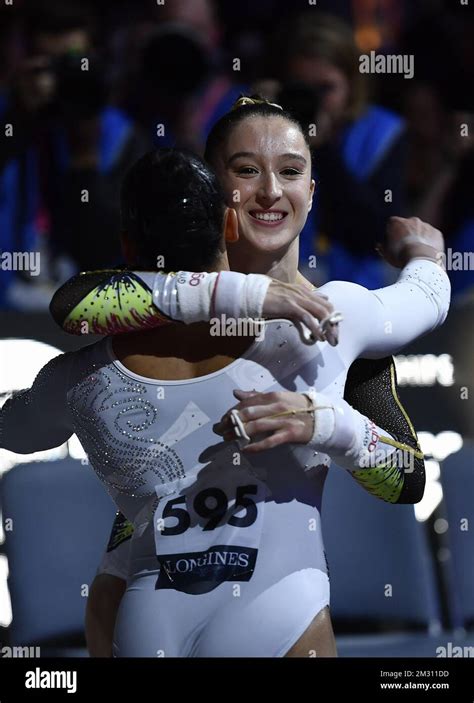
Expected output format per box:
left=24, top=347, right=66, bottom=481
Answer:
left=1, top=0, right=474, bottom=310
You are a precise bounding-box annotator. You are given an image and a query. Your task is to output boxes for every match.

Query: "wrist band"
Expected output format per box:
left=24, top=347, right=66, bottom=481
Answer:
left=301, top=390, right=336, bottom=446
left=152, top=271, right=272, bottom=325
left=229, top=400, right=332, bottom=448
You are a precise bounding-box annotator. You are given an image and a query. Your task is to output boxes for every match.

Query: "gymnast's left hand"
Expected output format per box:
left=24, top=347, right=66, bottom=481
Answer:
left=213, top=389, right=314, bottom=453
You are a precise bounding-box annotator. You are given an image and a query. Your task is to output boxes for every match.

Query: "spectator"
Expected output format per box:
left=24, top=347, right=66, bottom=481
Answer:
left=0, top=1, right=150, bottom=308
left=258, top=12, right=407, bottom=287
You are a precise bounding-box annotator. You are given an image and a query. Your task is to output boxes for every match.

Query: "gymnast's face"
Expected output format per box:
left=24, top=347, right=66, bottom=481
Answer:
left=214, top=115, right=314, bottom=255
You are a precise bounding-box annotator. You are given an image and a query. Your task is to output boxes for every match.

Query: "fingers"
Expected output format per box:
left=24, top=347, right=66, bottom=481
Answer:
left=267, top=281, right=333, bottom=319
left=233, top=389, right=258, bottom=400
left=297, top=308, right=341, bottom=345
left=264, top=281, right=341, bottom=345
left=383, top=217, right=446, bottom=268
left=387, top=216, right=443, bottom=245
left=214, top=392, right=311, bottom=451
left=320, top=312, right=342, bottom=347
left=234, top=391, right=284, bottom=408
left=298, top=310, right=326, bottom=342
left=243, top=429, right=295, bottom=453
left=244, top=416, right=305, bottom=438
left=236, top=401, right=288, bottom=423
left=289, top=294, right=340, bottom=345
left=214, top=395, right=283, bottom=435
left=218, top=410, right=300, bottom=453
left=300, top=291, right=334, bottom=318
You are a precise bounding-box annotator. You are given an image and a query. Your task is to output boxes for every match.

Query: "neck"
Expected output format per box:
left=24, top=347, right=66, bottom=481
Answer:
left=227, top=237, right=300, bottom=283
left=131, top=251, right=231, bottom=275
left=212, top=251, right=231, bottom=273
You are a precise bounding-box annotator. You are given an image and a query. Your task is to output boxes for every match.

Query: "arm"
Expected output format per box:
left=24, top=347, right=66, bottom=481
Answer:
left=343, top=357, right=424, bottom=504
left=338, top=219, right=445, bottom=503
left=0, top=353, right=74, bottom=453
left=86, top=574, right=126, bottom=657
left=50, top=270, right=339, bottom=344
left=49, top=218, right=448, bottom=350
left=324, top=217, right=450, bottom=359
left=216, top=387, right=421, bottom=504
left=86, top=511, right=132, bottom=657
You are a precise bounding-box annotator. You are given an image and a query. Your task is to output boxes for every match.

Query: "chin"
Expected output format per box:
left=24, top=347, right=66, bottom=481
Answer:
left=249, top=230, right=297, bottom=254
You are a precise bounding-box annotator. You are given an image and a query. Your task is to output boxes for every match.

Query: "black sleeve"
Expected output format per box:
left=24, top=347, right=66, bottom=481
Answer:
left=0, top=354, right=74, bottom=453
left=106, top=511, right=134, bottom=553
left=343, top=356, right=425, bottom=504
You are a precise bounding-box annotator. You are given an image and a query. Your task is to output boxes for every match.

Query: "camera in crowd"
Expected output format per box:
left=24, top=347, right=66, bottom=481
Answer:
left=24, top=52, right=107, bottom=121
left=277, top=81, right=332, bottom=129
left=142, top=25, right=211, bottom=99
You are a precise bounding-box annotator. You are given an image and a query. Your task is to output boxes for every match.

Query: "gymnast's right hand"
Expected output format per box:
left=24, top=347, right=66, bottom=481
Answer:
left=377, top=216, right=445, bottom=269
left=262, top=280, right=340, bottom=345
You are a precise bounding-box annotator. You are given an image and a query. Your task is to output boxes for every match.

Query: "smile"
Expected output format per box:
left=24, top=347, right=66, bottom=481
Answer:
left=249, top=210, right=288, bottom=226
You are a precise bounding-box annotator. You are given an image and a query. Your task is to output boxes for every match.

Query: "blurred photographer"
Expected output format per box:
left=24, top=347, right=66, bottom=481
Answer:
left=118, top=0, right=246, bottom=154
left=0, top=1, right=149, bottom=308
left=0, top=1, right=94, bottom=170
left=258, top=12, right=407, bottom=288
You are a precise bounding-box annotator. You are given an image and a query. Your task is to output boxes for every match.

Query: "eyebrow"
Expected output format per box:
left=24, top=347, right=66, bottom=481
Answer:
left=226, top=151, right=308, bottom=167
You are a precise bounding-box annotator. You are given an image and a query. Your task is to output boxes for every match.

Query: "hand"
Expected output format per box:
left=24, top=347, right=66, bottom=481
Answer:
left=262, top=280, right=341, bottom=345
left=214, top=389, right=314, bottom=453
left=376, top=216, right=445, bottom=269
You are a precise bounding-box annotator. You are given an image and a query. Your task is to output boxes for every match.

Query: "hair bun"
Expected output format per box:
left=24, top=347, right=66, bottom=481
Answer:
left=231, top=95, right=283, bottom=112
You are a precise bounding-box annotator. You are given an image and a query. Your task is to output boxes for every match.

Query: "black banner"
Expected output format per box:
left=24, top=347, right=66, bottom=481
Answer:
left=0, top=657, right=473, bottom=701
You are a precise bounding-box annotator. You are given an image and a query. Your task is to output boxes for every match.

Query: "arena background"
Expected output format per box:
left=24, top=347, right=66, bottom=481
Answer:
left=0, top=0, right=473, bottom=659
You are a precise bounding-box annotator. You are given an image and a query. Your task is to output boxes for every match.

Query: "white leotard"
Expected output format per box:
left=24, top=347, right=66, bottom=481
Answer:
left=0, top=259, right=450, bottom=656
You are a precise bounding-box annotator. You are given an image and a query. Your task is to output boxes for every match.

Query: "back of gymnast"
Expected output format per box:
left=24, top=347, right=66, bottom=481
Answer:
left=2, top=149, right=450, bottom=656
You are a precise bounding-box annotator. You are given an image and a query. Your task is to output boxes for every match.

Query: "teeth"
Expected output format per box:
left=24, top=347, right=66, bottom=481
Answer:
left=253, top=212, right=284, bottom=222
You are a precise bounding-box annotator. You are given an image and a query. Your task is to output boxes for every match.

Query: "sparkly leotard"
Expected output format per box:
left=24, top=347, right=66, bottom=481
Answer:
left=1, top=260, right=450, bottom=656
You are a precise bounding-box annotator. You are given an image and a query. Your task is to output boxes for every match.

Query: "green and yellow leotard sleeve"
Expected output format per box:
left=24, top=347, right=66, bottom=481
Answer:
left=50, top=270, right=171, bottom=335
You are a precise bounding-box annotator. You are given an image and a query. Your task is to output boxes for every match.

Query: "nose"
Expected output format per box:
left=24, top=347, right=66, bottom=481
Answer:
left=256, top=172, right=282, bottom=206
